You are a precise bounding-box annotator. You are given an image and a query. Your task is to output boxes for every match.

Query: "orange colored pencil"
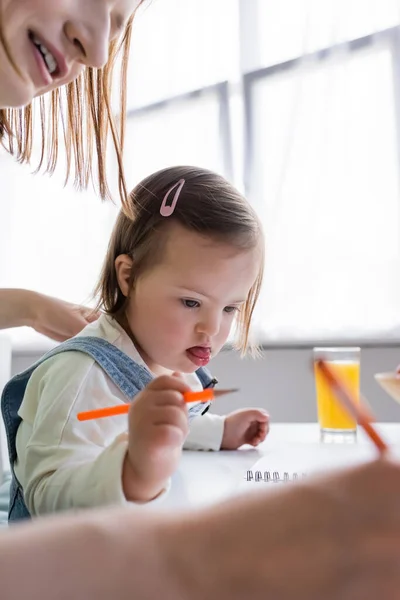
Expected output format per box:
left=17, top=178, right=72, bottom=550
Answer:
left=77, top=387, right=238, bottom=422
left=315, top=359, right=389, bottom=455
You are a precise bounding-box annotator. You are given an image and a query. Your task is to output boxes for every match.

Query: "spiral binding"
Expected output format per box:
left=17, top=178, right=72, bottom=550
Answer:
left=245, top=470, right=307, bottom=483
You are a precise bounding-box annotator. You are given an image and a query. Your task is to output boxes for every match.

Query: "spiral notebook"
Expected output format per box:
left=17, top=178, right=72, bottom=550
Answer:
left=239, top=443, right=378, bottom=489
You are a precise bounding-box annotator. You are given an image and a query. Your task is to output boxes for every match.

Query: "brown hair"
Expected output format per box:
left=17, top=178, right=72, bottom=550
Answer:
left=95, top=165, right=265, bottom=356
left=0, top=3, right=145, bottom=210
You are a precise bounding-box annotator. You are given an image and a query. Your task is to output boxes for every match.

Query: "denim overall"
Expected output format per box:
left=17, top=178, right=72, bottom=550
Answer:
left=1, top=336, right=216, bottom=522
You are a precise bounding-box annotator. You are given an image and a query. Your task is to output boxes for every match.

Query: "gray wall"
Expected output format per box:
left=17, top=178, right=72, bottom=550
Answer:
left=12, top=345, right=400, bottom=422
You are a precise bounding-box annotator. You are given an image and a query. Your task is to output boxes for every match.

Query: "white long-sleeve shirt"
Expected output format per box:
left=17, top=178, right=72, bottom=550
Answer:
left=14, top=314, right=225, bottom=516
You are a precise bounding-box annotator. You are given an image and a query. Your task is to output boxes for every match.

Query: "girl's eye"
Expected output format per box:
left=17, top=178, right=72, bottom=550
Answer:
left=182, top=299, right=200, bottom=309
left=224, top=306, right=240, bottom=314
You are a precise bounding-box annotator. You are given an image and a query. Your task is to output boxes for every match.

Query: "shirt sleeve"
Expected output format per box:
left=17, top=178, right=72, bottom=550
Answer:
left=183, top=412, right=225, bottom=451
left=15, top=353, right=169, bottom=516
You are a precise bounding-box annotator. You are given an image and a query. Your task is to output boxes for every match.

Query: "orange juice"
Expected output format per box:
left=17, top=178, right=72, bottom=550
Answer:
left=314, top=360, right=360, bottom=430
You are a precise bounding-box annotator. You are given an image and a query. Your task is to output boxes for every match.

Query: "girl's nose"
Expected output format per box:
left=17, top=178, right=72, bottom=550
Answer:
left=195, top=314, right=221, bottom=338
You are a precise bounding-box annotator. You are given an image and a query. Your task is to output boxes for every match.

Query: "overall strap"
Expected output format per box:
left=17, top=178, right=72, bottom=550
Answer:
left=1, top=337, right=152, bottom=465
left=49, top=336, right=153, bottom=397
left=1, top=335, right=216, bottom=463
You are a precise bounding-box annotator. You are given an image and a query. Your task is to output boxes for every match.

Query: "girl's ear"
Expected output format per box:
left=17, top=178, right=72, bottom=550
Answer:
left=115, top=254, right=134, bottom=297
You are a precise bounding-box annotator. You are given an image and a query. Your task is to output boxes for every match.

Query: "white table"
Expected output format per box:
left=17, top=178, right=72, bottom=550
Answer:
left=162, top=423, right=400, bottom=511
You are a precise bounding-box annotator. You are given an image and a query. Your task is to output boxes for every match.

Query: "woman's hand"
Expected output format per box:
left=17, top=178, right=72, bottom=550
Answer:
left=161, top=457, right=400, bottom=600
left=0, top=289, right=99, bottom=341
left=30, top=292, right=99, bottom=341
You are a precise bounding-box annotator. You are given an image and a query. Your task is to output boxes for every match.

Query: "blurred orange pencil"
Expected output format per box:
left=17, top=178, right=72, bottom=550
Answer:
left=315, top=359, right=389, bottom=455
left=77, top=387, right=238, bottom=422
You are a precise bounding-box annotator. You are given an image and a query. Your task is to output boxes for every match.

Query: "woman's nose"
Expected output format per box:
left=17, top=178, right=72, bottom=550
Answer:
left=64, top=17, right=110, bottom=69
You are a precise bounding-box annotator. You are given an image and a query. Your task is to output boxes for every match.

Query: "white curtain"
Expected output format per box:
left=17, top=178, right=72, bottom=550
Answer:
left=247, top=0, right=400, bottom=341
left=122, top=91, right=227, bottom=189
left=126, top=0, right=239, bottom=109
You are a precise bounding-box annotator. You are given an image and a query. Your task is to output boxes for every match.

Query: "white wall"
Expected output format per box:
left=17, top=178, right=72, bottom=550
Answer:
left=11, top=345, right=400, bottom=422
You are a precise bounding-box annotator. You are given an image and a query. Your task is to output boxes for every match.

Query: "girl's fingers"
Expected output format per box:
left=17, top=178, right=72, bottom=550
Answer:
left=148, top=374, right=191, bottom=395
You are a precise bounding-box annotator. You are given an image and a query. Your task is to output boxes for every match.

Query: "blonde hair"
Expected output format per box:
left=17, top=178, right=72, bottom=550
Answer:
left=95, top=166, right=265, bottom=356
left=0, top=4, right=144, bottom=210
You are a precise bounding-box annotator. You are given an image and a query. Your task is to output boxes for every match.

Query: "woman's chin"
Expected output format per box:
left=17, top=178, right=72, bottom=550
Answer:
left=1, top=80, right=36, bottom=109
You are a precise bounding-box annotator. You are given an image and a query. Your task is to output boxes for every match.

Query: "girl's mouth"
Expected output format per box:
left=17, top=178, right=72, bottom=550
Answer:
left=186, top=346, right=211, bottom=367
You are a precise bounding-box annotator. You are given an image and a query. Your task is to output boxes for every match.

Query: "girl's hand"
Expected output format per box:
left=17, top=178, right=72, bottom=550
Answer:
left=221, top=408, right=270, bottom=450
left=123, top=373, right=190, bottom=502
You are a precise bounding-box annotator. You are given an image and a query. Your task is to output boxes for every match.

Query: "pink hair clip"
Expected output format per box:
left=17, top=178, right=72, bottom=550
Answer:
left=160, top=178, right=185, bottom=217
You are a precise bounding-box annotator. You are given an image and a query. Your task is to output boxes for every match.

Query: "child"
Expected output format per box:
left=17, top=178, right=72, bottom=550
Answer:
left=2, top=165, right=269, bottom=520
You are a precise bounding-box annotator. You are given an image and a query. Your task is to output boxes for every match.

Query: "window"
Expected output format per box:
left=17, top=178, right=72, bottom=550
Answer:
left=123, top=84, right=232, bottom=188
left=244, top=1, right=400, bottom=341
left=1, top=0, right=399, bottom=346
left=125, top=0, right=400, bottom=342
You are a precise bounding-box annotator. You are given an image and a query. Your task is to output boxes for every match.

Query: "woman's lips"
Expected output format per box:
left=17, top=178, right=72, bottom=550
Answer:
left=186, top=346, right=211, bottom=367
left=30, top=36, right=52, bottom=87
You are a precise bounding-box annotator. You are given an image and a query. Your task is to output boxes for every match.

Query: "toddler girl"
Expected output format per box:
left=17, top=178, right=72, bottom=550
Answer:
left=2, top=165, right=268, bottom=519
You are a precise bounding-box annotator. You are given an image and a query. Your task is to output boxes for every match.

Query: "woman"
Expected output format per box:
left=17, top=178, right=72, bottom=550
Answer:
left=0, top=0, right=138, bottom=339
left=2, top=459, right=400, bottom=600
left=1, top=2, right=400, bottom=599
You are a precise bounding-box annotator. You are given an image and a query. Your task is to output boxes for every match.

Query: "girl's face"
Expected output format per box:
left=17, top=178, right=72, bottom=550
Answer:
left=0, top=0, right=141, bottom=108
left=116, top=223, right=261, bottom=376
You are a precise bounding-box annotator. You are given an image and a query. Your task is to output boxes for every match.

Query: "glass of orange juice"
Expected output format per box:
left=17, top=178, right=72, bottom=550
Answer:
left=313, top=347, right=360, bottom=443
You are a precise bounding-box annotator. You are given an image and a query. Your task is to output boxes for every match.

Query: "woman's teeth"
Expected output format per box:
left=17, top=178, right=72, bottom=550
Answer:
left=31, top=34, right=57, bottom=75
